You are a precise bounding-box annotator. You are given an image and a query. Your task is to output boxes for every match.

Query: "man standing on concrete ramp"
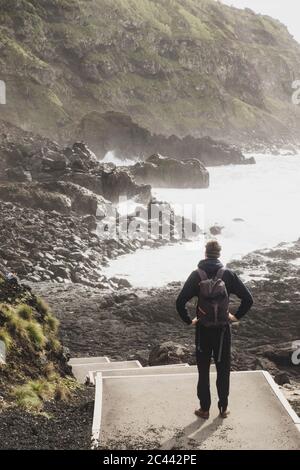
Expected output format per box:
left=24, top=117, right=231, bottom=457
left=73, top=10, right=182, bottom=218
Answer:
left=176, top=240, right=253, bottom=419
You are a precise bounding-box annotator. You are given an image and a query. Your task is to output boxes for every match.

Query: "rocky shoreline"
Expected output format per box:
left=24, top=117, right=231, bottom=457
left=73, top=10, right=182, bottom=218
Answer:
left=78, top=111, right=253, bottom=166
left=1, top=239, right=299, bottom=450
left=32, top=239, right=300, bottom=417
left=0, top=120, right=299, bottom=449
left=0, top=120, right=207, bottom=288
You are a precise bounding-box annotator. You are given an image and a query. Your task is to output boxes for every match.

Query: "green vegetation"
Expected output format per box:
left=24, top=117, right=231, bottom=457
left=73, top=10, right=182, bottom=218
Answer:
left=0, top=302, right=50, bottom=351
left=0, top=278, right=72, bottom=413
left=16, top=304, right=33, bottom=320
left=0, top=328, right=13, bottom=350
left=13, top=375, right=77, bottom=412
left=44, top=313, right=59, bottom=333
left=26, top=322, right=47, bottom=349
left=1, top=0, right=300, bottom=143
left=35, top=297, right=51, bottom=316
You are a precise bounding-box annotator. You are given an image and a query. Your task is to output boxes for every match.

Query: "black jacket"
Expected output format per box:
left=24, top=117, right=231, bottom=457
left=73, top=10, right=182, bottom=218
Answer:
left=176, top=258, right=253, bottom=325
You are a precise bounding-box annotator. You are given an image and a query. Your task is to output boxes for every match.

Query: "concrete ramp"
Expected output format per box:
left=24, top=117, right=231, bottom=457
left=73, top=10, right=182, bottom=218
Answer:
left=72, top=360, right=142, bottom=383
left=98, top=371, right=300, bottom=450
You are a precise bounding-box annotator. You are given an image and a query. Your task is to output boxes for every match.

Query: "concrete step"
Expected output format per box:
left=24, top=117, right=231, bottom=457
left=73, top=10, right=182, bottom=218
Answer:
left=71, top=360, right=142, bottom=383
left=97, top=371, right=300, bottom=450
left=68, top=356, right=110, bottom=365
left=89, top=364, right=195, bottom=384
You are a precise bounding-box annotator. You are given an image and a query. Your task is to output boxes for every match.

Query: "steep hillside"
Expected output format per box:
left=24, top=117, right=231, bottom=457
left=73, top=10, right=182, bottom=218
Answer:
left=1, top=0, right=300, bottom=147
left=0, top=275, right=95, bottom=449
left=0, top=275, right=71, bottom=411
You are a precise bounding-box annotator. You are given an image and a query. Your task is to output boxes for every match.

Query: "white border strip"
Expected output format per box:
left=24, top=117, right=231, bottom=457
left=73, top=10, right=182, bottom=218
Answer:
left=262, top=371, right=300, bottom=429
left=69, top=356, right=110, bottom=365
left=88, top=363, right=190, bottom=385
left=91, top=373, right=103, bottom=449
left=99, top=370, right=261, bottom=381
left=0, top=340, right=6, bottom=364
left=87, top=363, right=142, bottom=385
left=73, top=360, right=143, bottom=383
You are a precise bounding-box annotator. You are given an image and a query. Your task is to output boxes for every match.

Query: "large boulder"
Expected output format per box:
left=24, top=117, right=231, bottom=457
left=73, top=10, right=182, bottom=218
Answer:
left=128, top=153, right=209, bottom=188
left=101, top=167, right=151, bottom=204
left=149, top=341, right=192, bottom=366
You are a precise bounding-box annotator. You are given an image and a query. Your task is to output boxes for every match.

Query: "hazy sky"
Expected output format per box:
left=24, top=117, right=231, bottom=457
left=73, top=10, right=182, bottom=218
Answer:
left=220, top=0, right=300, bottom=43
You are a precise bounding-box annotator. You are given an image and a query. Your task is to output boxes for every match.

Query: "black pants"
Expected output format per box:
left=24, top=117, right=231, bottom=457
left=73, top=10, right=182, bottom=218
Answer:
left=196, top=325, right=231, bottom=412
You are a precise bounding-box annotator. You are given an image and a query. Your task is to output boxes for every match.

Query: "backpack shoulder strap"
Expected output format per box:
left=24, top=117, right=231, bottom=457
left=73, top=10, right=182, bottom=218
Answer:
left=197, top=268, right=208, bottom=281
left=215, top=267, right=226, bottom=280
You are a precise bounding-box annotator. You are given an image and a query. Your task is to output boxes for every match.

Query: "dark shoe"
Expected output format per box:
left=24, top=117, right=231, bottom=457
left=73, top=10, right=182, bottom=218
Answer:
left=194, top=408, right=209, bottom=419
left=219, top=407, right=230, bottom=418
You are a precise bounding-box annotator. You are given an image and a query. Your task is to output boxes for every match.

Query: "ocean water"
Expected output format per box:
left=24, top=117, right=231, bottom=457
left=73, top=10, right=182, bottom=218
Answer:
left=102, top=154, right=300, bottom=287
left=102, top=151, right=140, bottom=167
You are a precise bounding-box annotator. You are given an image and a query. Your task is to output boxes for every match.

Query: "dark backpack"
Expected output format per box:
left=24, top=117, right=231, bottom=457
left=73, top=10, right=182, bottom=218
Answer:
left=196, top=267, right=229, bottom=328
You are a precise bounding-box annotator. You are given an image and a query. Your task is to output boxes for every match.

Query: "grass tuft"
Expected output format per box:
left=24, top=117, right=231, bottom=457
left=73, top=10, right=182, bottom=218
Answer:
left=0, top=328, right=13, bottom=349
left=13, top=379, right=55, bottom=411
left=12, top=375, right=78, bottom=412
left=44, top=313, right=59, bottom=333
left=16, top=303, right=33, bottom=320
left=36, top=297, right=51, bottom=317
left=47, top=336, right=62, bottom=353
left=26, top=322, right=46, bottom=349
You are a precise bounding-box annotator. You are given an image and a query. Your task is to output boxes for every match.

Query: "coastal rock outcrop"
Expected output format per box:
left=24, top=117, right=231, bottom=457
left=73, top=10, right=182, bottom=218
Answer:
left=0, top=121, right=152, bottom=209
left=78, top=111, right=252, bottom=166
left=126, top=154, right=209, bottom=188
left=0, top=120, right=203, bottom=291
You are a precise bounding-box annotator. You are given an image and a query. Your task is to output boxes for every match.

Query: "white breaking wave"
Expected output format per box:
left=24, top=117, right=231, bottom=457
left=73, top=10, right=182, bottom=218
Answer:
left=102, top=150, right=139, bottom=167
left=103, top=153, right=300, bottom=287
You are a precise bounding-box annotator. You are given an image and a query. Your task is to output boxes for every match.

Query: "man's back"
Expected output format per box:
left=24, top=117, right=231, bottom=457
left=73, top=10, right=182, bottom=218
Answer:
left=175, top=240, right=254, bottom=418
left=176, top=257, right=253, bottom=325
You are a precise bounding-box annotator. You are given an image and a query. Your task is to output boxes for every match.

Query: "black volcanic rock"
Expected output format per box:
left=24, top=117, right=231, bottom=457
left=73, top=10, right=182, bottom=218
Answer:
left=209, top=224, right=224, bottom=235
left=78, top=111, right=251, bottom=166
left=0, top=120, right=152, bottom=209
left=127, top=153, right=209, bottom=188
left=149, top=341, right=193, bottom=366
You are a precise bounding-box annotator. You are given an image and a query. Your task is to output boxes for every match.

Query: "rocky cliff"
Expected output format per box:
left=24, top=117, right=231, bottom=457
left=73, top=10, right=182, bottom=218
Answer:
left=78, top=111, right=252, bottom=165
left=0, top=120, right=203, bottom=287
left=1, top=0, right=300, bottom=148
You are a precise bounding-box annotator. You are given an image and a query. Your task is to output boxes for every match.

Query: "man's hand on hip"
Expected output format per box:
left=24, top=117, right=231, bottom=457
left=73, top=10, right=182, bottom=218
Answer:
left=229, top=312, right=239, bottom=323
left=191, top=317, right=198, bottom=326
